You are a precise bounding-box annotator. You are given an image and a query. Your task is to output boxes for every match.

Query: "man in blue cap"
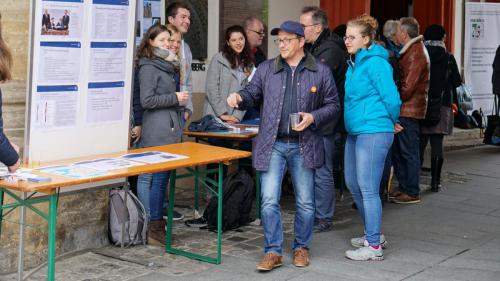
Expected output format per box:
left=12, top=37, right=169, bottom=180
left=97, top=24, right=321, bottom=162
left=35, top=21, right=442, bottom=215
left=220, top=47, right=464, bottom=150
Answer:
left=227, top=20, right=339, bottom=271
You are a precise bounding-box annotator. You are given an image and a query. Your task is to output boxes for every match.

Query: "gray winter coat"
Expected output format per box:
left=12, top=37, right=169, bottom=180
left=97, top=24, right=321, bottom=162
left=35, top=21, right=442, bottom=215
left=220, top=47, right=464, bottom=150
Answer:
left=137, top=57, right=182, bottom=148
left=204, top=52, right=247, bottom=121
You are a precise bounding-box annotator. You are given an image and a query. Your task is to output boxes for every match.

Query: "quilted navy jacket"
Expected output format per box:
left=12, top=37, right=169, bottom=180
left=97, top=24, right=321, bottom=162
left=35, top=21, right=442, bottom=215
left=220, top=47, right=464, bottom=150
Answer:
left=238, top=52, right=340, bottom=171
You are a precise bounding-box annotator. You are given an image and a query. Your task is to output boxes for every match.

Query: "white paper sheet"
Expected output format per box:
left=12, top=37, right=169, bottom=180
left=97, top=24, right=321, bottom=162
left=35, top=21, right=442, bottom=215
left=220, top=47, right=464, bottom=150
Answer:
left=40, top=0, right=84, bottom=40
left=121, top=151, right=188, bottom=164
left=34, top=85, right=78, bottom=129
left=38, top=42, right=81, bottom=84
left=74, top=158, right=145, bottom=171
left=86, top=81, right=125, bottom=123
left=91, top=0, right=129, bottom=40
left=89, top=42, right=127, bottom=82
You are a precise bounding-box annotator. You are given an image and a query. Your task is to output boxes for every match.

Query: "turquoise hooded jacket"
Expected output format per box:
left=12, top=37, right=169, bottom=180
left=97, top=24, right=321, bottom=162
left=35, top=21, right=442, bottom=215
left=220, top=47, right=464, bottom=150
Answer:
left=344, top=43, right=401, bottom=135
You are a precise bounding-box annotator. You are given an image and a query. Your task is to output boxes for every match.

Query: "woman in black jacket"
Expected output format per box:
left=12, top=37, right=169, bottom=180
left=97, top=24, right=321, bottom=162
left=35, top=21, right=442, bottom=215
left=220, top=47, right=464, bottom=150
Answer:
left=420, top=25, right=462, bottom=192
left=493, top=45, right=500, bottom=96
left=0, top=13, right=20, bottom=172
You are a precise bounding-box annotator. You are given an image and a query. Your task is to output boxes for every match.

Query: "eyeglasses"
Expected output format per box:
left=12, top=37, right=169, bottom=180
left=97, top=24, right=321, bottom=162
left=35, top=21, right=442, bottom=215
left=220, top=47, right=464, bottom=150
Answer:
left=248, top=29, right=265, bottom=36
left=273, top=37, right=299, bottom=46
left=301, top=23, right=319, bottom=28
left=343, top=35, right=365, bottom=42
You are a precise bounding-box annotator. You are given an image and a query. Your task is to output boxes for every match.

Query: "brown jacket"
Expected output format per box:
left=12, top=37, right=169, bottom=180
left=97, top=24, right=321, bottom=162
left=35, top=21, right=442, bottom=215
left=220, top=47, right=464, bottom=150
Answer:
left=398, top=35, right=430, bottom=119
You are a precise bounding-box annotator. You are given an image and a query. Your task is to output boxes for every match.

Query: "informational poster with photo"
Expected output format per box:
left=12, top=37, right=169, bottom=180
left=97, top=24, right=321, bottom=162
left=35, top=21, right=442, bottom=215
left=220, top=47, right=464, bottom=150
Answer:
left=38, top=41, right=81, bottom=84
left=40, top=0, right=84, bottom=40
left=34, top=85, right=79, bottom=129
left=86, top=81, right=125, bottom=123
left=135, top=0, right=162, bottom=45
left=89, top=42, right=127, bottom=82
left=91, top=0, right=130, bottom=40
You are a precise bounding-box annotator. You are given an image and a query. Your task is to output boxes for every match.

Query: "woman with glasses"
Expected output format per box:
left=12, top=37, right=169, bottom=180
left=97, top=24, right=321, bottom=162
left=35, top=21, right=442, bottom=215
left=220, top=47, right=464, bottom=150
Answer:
left=0, top=13, right=20, bottom=173
left=343, top=15, right=401, bottom=261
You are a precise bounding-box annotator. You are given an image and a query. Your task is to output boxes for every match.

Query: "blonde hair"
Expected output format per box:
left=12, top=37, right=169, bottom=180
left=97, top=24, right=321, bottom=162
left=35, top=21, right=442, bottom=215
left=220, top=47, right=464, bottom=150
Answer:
left=347, top=14, right=379, bottom=44
left=0, top=13, right=13, bottom=82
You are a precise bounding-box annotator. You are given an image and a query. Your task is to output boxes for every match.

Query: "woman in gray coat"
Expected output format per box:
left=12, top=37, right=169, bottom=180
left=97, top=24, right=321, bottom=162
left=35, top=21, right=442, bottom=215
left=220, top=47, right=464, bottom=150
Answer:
left=136, top=24, right=189, bottom=243
left=204, top=25, right=254, bottom=123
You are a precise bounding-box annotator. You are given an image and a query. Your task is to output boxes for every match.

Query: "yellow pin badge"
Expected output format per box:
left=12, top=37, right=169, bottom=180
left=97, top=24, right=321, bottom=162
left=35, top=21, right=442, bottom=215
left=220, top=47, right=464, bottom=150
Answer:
left=311, top=86, right=317, bottom=94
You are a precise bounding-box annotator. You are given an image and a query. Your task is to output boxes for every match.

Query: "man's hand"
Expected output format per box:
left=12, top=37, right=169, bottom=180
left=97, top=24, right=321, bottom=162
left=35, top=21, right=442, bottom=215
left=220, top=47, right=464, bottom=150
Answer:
left=184, top=111, right=191, bottom=121
left=394, top=123, right=404, bottom=134
left=227, top=93, right=242, bottom=108
left=220, top=114, right=240, bottom=124
left=293, top=112, right=314, bottom=131
left=8, top=159, right=21, bottom=173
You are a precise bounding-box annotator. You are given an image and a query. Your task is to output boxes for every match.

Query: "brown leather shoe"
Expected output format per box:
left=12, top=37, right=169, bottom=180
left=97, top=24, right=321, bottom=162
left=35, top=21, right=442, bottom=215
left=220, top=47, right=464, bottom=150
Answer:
left=389, top=190, right=402, bottom=199
left=256, top=252, right=283, bottom=271
left=293, top=247, right=310, bottom=267
left=391, top=193, right=421, bottom=204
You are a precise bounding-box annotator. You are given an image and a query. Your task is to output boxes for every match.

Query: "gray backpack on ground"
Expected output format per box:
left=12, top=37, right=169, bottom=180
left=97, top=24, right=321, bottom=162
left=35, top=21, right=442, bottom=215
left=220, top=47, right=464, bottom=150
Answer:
left=108, top=189, right=148, bottom=246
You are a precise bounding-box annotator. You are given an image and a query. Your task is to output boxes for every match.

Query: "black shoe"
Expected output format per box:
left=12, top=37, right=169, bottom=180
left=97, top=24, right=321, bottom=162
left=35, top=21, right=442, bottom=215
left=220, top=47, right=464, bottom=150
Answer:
left=163, top=210, right=184, bottom=221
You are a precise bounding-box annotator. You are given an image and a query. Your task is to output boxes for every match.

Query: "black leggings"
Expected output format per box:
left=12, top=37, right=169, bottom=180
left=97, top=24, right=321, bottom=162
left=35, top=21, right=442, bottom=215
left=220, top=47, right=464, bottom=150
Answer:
left=420, top=134, right=444, bottom=161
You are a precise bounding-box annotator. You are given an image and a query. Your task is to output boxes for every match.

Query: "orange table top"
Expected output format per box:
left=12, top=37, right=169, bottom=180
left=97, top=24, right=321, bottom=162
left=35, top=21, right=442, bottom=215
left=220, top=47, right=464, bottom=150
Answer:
left=0, top=142, right=251, bottom=194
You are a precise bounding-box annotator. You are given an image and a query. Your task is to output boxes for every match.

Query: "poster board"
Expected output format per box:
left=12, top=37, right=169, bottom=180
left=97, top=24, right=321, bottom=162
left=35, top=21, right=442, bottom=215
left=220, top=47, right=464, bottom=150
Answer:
left=24, top=0, right=137, bottom=164
left=464, top=2, right=500, bottom=114
left=135, top=0, right=165, bottom=45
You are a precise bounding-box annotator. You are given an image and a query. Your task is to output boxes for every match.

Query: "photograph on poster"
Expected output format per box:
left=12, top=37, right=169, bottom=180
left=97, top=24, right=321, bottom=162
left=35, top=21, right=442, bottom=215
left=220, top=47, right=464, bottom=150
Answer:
left=152, top=17, right=160, bottom=25
left=40, top=3, right=83, bottom=39
left=38, top=42, right=81, bottom=84
left=34, top=85, right=78, bottom=129
left=144, top=2, right=152, bottom=18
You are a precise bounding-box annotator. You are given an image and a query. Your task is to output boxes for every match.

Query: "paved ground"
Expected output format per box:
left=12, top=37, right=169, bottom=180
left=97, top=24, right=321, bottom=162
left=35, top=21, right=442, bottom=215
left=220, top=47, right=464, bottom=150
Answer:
left=2, top=145, right=500, bottom=281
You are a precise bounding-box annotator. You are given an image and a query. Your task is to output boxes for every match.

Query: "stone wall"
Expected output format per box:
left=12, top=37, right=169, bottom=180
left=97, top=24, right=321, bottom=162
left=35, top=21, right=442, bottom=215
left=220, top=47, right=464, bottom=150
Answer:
left=0, top=2, right=110, bottom=274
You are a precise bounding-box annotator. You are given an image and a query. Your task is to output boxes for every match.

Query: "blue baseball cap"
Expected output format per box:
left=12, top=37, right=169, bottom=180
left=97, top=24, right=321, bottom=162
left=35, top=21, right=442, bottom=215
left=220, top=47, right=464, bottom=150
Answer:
left=270, top=20, right=304, bottom=37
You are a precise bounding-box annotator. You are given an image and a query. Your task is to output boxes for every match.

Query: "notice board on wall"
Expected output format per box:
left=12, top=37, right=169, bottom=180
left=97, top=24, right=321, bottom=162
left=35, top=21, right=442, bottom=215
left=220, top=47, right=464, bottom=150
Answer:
left=24, top=0, right=137, bottom=164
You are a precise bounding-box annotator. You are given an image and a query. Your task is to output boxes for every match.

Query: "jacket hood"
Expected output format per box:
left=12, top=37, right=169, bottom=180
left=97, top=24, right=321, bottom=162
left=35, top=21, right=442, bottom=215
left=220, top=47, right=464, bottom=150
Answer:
left=353, top=43, right=389, bottom=65
left=138, top=57, right=176, bottom=74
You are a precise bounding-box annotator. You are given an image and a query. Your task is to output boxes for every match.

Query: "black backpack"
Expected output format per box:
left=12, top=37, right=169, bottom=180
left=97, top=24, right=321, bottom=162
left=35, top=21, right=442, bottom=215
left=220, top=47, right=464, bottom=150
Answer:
left=202, top=169, right=255, bottom=232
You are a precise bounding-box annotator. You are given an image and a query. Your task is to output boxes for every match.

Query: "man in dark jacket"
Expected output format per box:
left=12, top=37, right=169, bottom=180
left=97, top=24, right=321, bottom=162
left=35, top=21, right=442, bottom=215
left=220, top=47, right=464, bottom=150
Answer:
left=243, top=16, right=267, bottom=67
left=227, top=21, right=339, bottom=271
left=300, top=6, right=347, bottom=233
left=493, top=44, right=500, bottom=96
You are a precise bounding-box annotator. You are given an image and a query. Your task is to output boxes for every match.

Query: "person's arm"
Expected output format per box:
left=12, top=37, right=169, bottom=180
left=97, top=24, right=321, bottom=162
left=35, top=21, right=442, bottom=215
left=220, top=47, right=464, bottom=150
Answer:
left=0, top=92, right=20, bottom=170
left=205, top=55, right=229, bottom=117
left=399, top=44, right=429, bottom=101
left=370, top=57, right=402, bottom=123
left=237, top=63, right=266, bottom=110
left=139, top=65, right=179, bottom=109
left=183, top=42, right=194, bottom=114
left=492, top=45, right=500, bottom=95
left=132, top=67, right=143, bottom=126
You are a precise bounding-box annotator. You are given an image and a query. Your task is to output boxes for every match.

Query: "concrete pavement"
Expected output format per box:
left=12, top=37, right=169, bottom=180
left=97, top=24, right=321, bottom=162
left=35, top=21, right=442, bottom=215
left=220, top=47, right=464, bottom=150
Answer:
left=2, top=145, right=499, bottom=281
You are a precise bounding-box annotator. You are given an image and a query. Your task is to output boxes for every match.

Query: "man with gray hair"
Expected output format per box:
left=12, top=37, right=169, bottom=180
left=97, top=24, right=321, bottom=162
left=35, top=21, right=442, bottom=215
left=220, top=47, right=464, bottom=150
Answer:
left=243, top=16, right=267, bottom=66
left=299, top=6, right=347, bottom=233
left=391, top=17, right=430, bottom=204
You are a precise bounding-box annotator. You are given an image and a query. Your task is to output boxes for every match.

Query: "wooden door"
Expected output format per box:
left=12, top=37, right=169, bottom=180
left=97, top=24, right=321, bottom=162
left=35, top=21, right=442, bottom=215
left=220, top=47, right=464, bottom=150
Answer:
left=321, top=0, right=370, bottom=29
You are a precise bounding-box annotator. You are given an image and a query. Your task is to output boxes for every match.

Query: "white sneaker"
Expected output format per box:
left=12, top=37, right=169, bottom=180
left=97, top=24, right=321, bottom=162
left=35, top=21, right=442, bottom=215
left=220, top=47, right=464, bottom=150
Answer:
left=345, top=246, right=384, bottom=261
left=350, top=234, right=387, bottom=248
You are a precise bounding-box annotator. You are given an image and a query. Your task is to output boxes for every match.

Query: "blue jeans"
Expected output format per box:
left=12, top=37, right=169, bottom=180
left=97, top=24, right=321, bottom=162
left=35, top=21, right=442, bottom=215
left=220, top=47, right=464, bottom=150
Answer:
left=392, top=117, right=421, bottom=197
left=345, top=133, right=393, bottom=246
left=137, top=171, right=170, bottom=221
left=314, top=134, right=338, bottom=223
left=260, top=141, right=315, bottom=255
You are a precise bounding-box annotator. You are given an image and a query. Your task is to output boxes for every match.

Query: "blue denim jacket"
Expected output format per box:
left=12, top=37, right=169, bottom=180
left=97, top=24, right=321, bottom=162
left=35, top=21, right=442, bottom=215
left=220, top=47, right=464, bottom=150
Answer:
left=238, top=52, right=340, bottom=171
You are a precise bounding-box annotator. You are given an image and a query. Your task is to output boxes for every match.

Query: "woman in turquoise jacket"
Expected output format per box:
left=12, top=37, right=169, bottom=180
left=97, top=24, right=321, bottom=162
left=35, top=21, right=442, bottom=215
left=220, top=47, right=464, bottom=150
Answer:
left=343, top=15, right=401, bottom=261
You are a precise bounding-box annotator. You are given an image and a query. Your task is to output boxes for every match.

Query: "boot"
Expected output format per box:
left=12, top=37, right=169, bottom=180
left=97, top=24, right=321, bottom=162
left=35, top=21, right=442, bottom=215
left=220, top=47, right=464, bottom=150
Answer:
left=148, top=220, right=166, bottom=245
left=430, top=156, right=443, bottom=192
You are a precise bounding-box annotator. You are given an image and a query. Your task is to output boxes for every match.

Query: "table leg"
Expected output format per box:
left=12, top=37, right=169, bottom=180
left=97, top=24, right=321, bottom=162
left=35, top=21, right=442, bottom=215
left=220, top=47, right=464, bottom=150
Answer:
left=255, top=171, right=261, bottom=220
left=47, top=192, right=58, bottom=281
left=166, top=170, right=176, bottom=252
left=17, top=192, right=27, bottom=281
left=0, top=188, right=4, bottom=238
left=216, top=162, right=223, bottom=264
left=194, top=166, right=199, bottom=212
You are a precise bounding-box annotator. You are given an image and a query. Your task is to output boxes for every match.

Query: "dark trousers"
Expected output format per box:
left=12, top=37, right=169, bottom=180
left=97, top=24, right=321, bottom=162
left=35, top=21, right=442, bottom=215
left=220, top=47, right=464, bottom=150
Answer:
left=392, top=117, right=421, bottom=197
left=420, top=134, right=444, bottom=162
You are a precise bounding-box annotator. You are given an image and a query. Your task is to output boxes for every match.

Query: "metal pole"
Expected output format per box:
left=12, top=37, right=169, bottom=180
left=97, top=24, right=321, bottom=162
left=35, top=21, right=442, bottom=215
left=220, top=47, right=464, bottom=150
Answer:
left=166, top=170, right=176, bottom=251
left=17, top=192, right=27, bottom=281
left=47, top=191, right=58, bottom=281
left=216, top=162, right=223, bottom=264
left=0, top=188, right=4, bottom=238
